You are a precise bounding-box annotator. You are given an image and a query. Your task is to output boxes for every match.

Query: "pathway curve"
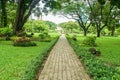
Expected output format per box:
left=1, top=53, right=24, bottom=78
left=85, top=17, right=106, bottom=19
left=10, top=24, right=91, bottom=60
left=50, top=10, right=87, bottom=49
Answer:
left=38, top=34, right=91, bottom=80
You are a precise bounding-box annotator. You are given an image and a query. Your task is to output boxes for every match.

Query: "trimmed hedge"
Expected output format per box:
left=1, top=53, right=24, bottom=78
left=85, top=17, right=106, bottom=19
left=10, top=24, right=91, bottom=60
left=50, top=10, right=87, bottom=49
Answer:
left=20, top=36, right=59, bottom=80
left=67, top=37, right=120, bottom=80
left=14, top=42, right=37, bottom=47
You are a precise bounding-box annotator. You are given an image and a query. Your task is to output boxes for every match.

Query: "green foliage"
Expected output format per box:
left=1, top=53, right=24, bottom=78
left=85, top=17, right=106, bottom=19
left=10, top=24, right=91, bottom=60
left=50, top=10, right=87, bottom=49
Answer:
left=71, top=35, right=77, bottom=41
left=7, top=1, right=17, bottom=25
left=110, top=0, right=120, bottom=8
left=24, top=20, right=33, bottom=32
left=13, top=37, right=37, bottom=47
left=59, top=21, right=79, bottom=33
left=16, top=31, right=27, bottom=37
left=5, top=36, right=11, bottom=41
left=0, top=28, right=13, bottom=37
left=73, top=35, right=120, bottom=65
left=98, top=0, right=105, bottom=5
left=45, top=21, right=57, bottom=30
left=88, top=48, right=101, bottom=56
left=39, top=32, right=48, bottom=39
left=116, top=28, right=120, bottom=34
left=14, top=42, right=36, bottom=47
left=39, top=32, right=51, bottom=42
left=33, top=20, right=49, bottom=33
left=67, top=37, right=120, bottom=80
left=24, top=20, right=56, bottom=33
left=82, top=36, right=97, bottom=46
left=26, top=34, right=33, bottom=38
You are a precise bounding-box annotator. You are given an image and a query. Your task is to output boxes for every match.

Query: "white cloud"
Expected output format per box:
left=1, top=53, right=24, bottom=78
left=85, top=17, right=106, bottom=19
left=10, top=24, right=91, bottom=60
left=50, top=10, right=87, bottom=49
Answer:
left=42, top=13, right=75, bottom=24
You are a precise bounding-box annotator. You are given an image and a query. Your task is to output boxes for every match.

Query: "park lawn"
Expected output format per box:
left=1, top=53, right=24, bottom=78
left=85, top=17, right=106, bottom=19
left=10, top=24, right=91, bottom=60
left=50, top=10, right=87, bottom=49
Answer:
left=96, top=37, right=120, bottom=65
left=76, top=35, right=120, bottom=66
left=0, top=41, right=52, bottom=80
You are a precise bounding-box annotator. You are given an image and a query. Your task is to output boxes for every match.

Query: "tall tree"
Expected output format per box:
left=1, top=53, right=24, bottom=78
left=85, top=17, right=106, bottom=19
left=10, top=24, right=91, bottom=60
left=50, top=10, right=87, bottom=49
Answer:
left=87, top=0, right=113, bottom=37
left=7, top=0, right=17, bottom=25
left=53, top=0, right=92, bottom=36
left=59, top=21, right=79, bottom=33
left=13, top=0, right=61, bottom=34
left=13, top=0, right=39, bottom=34
left=109, top=0, right=120, bottom=8
left=0, top=0, right=7, bottom=27
left=45, top=21, right=57, bottom=30
left=107, top=6, right=120, bottom=36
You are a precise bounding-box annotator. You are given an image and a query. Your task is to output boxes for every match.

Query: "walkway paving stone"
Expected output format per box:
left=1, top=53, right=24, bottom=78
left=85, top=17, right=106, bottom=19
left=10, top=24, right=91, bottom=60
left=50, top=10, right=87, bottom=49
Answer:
left=38, top=34, right=91, bottom=80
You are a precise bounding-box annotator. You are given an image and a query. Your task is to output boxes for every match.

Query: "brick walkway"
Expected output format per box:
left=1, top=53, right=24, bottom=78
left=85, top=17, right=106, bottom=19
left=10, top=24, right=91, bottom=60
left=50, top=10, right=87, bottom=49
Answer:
left=38, top=35, right=91, bottom=80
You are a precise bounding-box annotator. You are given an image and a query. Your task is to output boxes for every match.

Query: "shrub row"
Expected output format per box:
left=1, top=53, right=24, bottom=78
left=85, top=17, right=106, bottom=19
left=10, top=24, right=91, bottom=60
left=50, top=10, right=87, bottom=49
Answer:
left=20, top=36, right=59, bottom=80
left=67, top=37, right=120, bottom=80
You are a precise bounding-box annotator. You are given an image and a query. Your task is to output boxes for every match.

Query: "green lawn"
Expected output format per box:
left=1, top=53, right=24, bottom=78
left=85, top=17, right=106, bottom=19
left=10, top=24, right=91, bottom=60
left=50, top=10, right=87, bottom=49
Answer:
left=74, top=35, right=120, bottom=66
left=0, top=40, right=54, bottom=80
left=96, top=37, right=120, bottom=65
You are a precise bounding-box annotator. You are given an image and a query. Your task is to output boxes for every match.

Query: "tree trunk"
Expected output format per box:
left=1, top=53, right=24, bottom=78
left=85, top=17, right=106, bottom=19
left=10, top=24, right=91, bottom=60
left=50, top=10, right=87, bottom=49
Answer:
left=111, top=27, right=115, bottom=36
left=97, top=29, right=101, bottom=37
left=13, top=23, right=23, bottom=34
left=13, top=0, right=25, bottom=34
left=83, top=29, right=87, bottom=36
left=1, top=0, right=7, bottom=27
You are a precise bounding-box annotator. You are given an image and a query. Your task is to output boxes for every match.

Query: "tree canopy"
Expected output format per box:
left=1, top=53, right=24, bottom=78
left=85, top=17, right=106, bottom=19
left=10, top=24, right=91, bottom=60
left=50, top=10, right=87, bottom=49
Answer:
left=0, top=0, right=120, bottom=37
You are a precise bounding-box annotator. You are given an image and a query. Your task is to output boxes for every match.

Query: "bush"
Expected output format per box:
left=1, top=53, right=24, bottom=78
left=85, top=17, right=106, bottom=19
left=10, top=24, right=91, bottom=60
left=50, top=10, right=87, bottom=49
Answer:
left=31, top=33, right=34, bottom=35
left=13, top=37, right=37, bottom=47
left=88, top=48, right=101, bottom=56
left=10, top=36, right=20, bottom=41
left=82, top=36, right=97, bottom=46
left=39, top=33, right=46, bottom=39
left=0, top=37, right=5, bottom=41
left=14, top=42, right=36, bottom=47
left=39, top=32, right=48, bottom=39
left=26, top=34, right=32, bottom=38
left=39, top=32, right=51, bottom=42
left=5, top=36, right=11, bottom=41
left=0, top=28, right=14, bottom=37
left=72, top=35, right=77, bottom=41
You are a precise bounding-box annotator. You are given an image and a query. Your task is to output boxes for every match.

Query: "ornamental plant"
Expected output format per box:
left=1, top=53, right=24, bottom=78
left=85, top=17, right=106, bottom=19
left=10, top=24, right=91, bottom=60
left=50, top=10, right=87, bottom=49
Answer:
left=82, top=36, right=97, bottom=46
left=13, top=36, right=36, bottom=47
left=39, top=32, right=51, bottom=42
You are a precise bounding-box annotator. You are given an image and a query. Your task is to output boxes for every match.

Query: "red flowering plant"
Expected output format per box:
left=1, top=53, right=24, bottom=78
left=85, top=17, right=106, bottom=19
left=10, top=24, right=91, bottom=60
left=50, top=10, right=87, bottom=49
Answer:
left=15, top=36, right=31, bottom=42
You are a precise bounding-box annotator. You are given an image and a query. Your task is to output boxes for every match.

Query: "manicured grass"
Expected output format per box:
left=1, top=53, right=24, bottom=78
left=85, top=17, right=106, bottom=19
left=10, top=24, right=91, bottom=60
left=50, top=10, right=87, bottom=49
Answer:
left=96, top=37, right=120, bottom=65
left=0, top=34, right=59, bottom=80
left=70, top=34, right=120, bottom=65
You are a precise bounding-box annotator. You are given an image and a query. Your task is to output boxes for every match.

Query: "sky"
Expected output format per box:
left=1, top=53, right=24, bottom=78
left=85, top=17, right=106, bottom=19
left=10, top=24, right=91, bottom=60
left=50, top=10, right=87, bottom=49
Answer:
left=40, top=13, right=74, bottom=24
left=32, top=1, right=75, bottom=24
